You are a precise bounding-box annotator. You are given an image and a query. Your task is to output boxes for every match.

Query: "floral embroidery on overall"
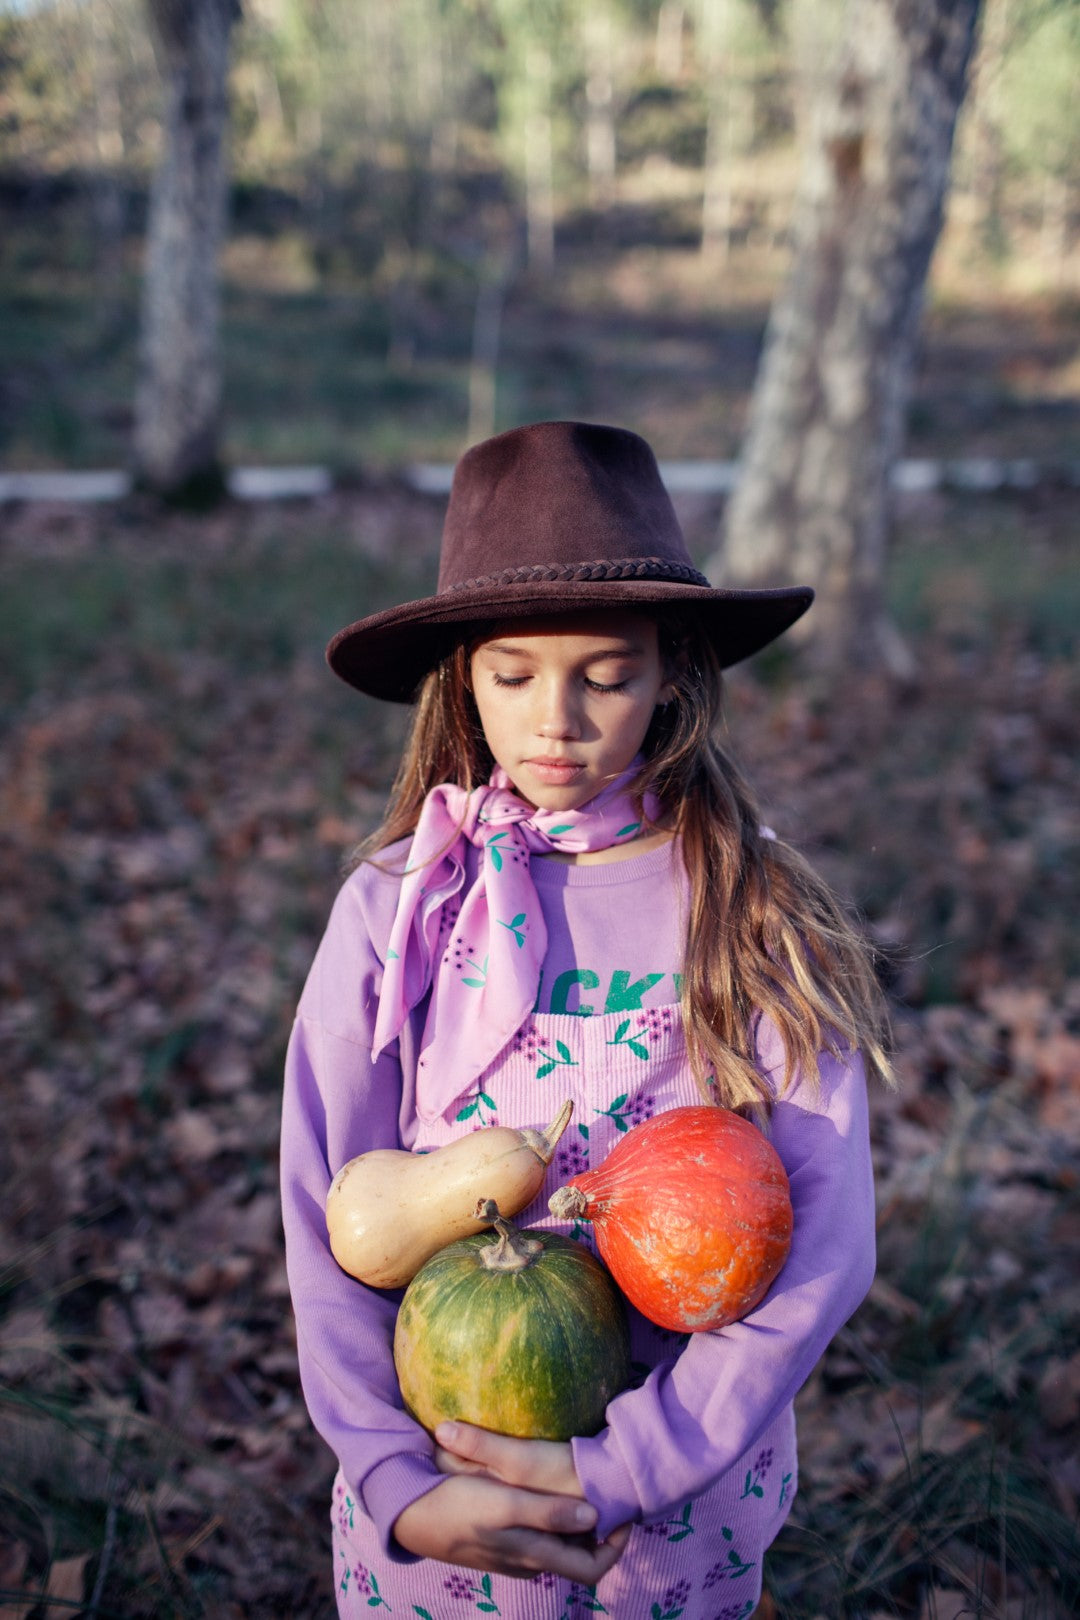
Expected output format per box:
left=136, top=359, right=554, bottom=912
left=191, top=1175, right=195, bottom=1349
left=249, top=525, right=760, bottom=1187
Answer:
left=556, top=1582, right=608, bottom=1618
left=340, top=1557, right=391, bottom=1609
left=535, top=1040, right=579, bottom=1080
left=606, top=1019, right=651, bottom=1061
left=740, top=1448, right=774, bottom=1500
left=701, top=1528, right=756, bottom=1587
left=650, top=1578, right=692, bottom=1619
left=642, top=1502, right=695, bottom=1543
left=591, top=1089, right=657, bottom=1133
left=455, top=1089, right=498, bottom=1125
left=510, top=1023, right=541, bottom=1059
left=336, top=1481, right=356, bottom=1535
left=443, top=1571, right=501, bottom=1613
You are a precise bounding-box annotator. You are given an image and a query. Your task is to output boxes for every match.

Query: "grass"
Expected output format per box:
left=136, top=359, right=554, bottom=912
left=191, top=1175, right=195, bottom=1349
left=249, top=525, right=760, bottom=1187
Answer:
left=888, top=499, right=1080, bottom=662
left=0, top=512, right=420, bottom=706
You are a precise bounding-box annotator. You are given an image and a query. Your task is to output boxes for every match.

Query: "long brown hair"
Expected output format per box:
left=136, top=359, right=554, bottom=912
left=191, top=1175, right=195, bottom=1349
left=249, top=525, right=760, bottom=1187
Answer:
left=356, top=609, right=894, bottom=1114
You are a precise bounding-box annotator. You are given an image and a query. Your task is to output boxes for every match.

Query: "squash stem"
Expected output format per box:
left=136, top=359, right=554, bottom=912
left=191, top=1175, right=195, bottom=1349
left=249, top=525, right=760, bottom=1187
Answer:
left=548, top=1184, right=589, bottom=1221
left=475, top=1199, right=543, bottom=1271
left=518, top=1098, right=574, bottom=1164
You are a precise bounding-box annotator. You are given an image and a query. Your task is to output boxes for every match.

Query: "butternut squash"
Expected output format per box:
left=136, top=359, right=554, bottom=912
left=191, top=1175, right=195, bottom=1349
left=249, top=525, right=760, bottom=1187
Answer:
left=325, top=1100, right=574, bottom=1288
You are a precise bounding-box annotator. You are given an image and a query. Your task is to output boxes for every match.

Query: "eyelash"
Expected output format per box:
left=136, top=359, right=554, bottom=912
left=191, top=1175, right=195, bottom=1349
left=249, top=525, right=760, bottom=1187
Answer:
left=489, top=674, right=629, bottom=694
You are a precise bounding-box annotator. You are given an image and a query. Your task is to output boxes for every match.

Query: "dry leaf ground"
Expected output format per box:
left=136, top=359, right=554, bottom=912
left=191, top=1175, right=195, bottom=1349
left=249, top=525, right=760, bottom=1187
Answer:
left=0, top=485, right=1077, bottom=1618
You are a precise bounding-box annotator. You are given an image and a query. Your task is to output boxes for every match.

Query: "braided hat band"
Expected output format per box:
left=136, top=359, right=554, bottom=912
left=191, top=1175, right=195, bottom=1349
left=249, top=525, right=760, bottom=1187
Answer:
left=445, top=557, right=712, bottom=593
left=327, top=421, right=813, bottom=703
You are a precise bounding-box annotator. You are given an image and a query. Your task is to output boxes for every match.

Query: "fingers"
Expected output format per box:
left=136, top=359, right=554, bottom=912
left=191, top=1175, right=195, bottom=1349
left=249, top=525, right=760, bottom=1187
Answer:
left=394, top=1474, right=630, bottom=1585
left=434, top=1420, right=509, bottom=1467
left=487, top=1519, right=628, bottom=1585
left=435, top=1422, right=582, bottom=1497
left=495, top=1482, right=595, bottom=1539
left=434, top=1443, right=488, bottom=1477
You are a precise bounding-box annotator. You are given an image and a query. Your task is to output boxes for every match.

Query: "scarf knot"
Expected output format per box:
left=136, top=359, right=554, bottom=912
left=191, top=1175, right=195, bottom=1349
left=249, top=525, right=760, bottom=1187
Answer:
left=373, top=764, right=660, bottom=1121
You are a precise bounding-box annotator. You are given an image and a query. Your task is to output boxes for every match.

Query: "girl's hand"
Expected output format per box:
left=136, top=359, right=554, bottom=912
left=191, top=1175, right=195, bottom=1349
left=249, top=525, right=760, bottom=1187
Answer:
left=433, top=1420, right=583, bottom=1500
left=392, top=1472, right=630, bottom=1582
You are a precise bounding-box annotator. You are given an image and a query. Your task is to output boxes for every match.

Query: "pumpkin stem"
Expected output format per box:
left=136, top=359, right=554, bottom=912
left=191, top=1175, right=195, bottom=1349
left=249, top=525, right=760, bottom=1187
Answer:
left=517, top=1099, right=574, bottom=1165
left=548, top=1184, right=589, bottom=1222
left=474, top=1199, right=544, bottom=1271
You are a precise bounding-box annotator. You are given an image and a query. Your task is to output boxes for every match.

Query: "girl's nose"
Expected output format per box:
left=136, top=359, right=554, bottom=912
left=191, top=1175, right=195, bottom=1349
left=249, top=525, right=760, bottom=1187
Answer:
left=535, top=681, right=581, bottom=739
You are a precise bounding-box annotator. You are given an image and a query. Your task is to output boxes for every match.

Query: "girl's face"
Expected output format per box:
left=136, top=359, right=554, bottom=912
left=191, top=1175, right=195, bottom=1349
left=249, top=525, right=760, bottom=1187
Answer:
left=469, top=610, right=674, bottom=811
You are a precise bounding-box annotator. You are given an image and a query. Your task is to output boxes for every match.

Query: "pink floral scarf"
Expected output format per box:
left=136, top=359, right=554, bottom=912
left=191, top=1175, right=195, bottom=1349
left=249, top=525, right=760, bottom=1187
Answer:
left=373, top=763, right=661, bottom=1121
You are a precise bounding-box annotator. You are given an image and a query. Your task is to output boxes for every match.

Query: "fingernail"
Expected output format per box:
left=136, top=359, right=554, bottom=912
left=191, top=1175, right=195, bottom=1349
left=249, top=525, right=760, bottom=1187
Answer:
left=435, top=1421, right=459, bottom=1444
left=574, top=1503, right=596, bottom=1528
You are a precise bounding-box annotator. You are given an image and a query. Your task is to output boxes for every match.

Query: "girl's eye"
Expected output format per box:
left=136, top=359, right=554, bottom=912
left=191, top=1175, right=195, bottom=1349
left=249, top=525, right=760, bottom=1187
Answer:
left=487, top=672, right=630, bottom=693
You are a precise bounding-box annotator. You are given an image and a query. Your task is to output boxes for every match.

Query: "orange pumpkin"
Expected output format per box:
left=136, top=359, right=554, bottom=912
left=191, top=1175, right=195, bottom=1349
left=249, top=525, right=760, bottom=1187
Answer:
left=548, top=1105, right=792, bottom=1332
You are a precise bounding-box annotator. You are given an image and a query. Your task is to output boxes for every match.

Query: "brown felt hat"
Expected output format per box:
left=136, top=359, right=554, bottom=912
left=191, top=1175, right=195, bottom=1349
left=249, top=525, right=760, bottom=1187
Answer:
left=327, top=421, right=813, bottom=702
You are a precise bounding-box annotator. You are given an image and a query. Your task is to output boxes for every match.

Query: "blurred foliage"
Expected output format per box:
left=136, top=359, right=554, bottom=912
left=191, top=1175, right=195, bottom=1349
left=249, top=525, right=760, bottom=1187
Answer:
left=0, top=0, right=1077, bottom=257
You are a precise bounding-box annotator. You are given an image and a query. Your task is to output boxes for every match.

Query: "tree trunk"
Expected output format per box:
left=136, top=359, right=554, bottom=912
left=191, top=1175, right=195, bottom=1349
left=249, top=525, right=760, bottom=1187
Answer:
left=656, top=1, right=686, bottom=79
left=133, top=0, right=240, bottom=501
left=708, top=0, right=982, bottom=672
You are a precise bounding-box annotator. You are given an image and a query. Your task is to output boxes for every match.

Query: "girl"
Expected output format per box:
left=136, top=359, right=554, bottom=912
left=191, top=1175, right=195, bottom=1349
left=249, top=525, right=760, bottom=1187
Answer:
left=281, top=421, right=890, bottom=1619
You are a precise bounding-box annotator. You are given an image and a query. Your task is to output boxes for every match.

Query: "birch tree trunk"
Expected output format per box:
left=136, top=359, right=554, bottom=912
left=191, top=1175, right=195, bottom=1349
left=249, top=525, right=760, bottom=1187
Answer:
left=709, top=0, right=982, bottom=671
left=133, top=0, right=240, bottom=501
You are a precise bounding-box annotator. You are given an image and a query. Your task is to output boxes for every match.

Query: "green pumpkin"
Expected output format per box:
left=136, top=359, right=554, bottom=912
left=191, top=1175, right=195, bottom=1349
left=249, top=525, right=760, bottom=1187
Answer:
left=393, top=1208, right=630, bottom=1442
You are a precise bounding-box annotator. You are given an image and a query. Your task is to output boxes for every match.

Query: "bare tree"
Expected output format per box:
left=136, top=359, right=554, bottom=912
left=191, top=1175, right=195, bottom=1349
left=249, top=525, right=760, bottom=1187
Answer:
left=133, top=0, right=241, bottom=501
left=708, top=0, right=982, bottom=673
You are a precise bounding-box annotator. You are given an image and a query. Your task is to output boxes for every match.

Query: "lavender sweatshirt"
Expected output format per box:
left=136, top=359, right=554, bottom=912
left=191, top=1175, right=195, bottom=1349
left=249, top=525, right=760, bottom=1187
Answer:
left=280, top=836, right=876, bottom=1558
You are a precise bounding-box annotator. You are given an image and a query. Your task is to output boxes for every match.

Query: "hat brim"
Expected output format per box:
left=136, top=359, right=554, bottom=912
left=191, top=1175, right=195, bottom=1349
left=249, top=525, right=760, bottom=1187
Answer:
left=327, top=579, right=814, bottom=702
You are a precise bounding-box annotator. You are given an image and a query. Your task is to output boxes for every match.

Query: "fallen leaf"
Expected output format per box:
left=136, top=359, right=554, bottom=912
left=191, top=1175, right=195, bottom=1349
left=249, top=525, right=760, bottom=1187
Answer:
left=46, top=1554, right=90, bottom=1605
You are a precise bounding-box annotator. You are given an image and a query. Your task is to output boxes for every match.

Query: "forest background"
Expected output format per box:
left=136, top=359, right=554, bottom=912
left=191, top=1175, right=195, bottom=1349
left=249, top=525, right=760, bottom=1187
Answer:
left=0, top=1, right=1078, bottom=1617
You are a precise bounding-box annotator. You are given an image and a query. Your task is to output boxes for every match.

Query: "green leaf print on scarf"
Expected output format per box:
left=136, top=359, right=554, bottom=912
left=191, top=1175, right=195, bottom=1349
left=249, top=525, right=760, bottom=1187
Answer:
left=484, top=832, right=510, bottom=872
left=606, top=1020, right=649, bottom=1061
left=497, top=911, right=527, bottom=947
left=536, top=1040, right=578, bottom=1080
left=461, top=953, right=489, bottom=988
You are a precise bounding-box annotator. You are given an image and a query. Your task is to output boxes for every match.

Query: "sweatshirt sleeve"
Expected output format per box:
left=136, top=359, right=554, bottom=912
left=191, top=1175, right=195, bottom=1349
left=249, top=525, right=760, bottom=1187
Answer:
left=280, top=857, right=444, bottom=1562
left=571, top=1019, right=877, bottom=1541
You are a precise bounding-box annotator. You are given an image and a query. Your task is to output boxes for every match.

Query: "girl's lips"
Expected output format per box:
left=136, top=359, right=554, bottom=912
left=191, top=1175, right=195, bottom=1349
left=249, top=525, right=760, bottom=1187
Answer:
left=525, top=758, right=585, bottom=782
